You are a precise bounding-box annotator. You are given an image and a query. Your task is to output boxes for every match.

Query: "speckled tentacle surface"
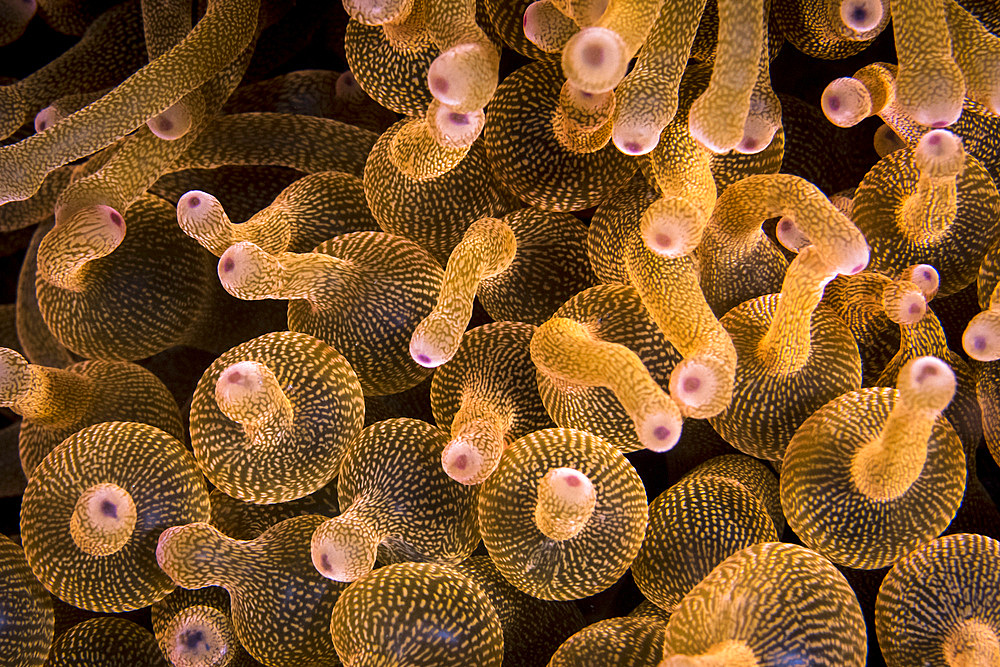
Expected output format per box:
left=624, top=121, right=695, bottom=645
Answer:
left=482, top=61, right=636, bottom=212
left=330, top=562, right=504, bottom=666
left=632, top=455, right=780, bottom=614
left=892, top=0, right=966, bottom=128
left=851, top=130, right=1000, bottom=297
left=875, top=533, right=1000, bottom=667
left=660, top=542, right=867, bottom=666
left=156, top=515, right=345, bottom=667
left=0, top=0, right=260, bottom=204
left=310, top=418, right=480, bottom=582
left=610, top=0, right=708, bottom=156
left=21, top=421, right=210, bottom=612
left=35, top=193, right=218, bottom=361
left=410, top=216, right=516, bottom=368
left=624, top=234, right=737, bottom=419
left=531, top=316, right=684, bottom=452
left=0, top=533, right=53, bottom=667
left=699, top=173, right=869, bottom=315
left=431, top=321, right=553, bottom=486
left=878, top=306, right=983, bottom=464
left=0, top=2, right=146, bottom=141
left=478, top=427, right=647, bottom=600
left=218, top=231, right=444, bottom=395
left=533, top=283, right=683, bottom=452
left=2, top=352, right=184, bottom=475
left=43, top=617, right=167, bottom=667
left=189, top=331, right=364, bottom=504
left=365, top=118, right=508, bottom=264
left=710, top=246, right=862, bottom=460
left=178, top=170, right=377, bottom=257
left=780, top=356, right=966, bottom=568
left=453, top=555, right=584, bottom=665
left=548, top=617, right=666, bottom=666
left=478, top=207, right=597, bottom=325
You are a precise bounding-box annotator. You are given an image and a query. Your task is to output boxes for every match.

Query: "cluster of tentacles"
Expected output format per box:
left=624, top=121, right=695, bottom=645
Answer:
left=0, top=0, right=999, bottom=665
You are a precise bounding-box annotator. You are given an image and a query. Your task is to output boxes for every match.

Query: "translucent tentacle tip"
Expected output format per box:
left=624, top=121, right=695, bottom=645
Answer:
left=562, top=27, right=629, bottom=93
left=963, top=310, right=1000, bottom=361
left=310, top=519, right=378, bottom=582
left=635, top=406, right=683, bottom=453
left=821, top=77, right=872, bottom=128
left=669, top=358, right=728, bottom=419
left=163, top=606, right=233, bottom=667
left=640, top=198, right=704, bottom=258
left=837, top=0, right=884, bottom=34
left=902, top=264, right=939, bottom=301
left=147, top=101, right=193, bottom=141
left=34, top=105, right=62, bottom=134
left=535, top=467, right=597, bottom=541
left=735, top=109, right=779, bottom=155
left=914, top=129, right=965, bottom=177
left=342, top=0, right=412, bottom=25
left=427, top=43, right=498, bottom=111
left=612, top=119, right=662, bottom=156
left=70, top=482, right=137, bottom=557
left=429, top=101, right=486, bottom=149
left=899, top=355, right=955, bottom=411
left=409, top=317, right=459, bottom=369
left=217, top=242, right=280, bottom=299
left=214, top=360, right=277, bottom=423
left=442, top=438, right=490, bottom=486
left=177, top=190, right=223, bottom=237
left=775, top=216, right=812, bottom=253
left=884, top=283, right=927, bottom=325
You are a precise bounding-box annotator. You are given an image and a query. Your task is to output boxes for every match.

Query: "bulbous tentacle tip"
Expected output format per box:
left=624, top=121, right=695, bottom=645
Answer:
left=427, top=42, right=499, bottom=113
left=963, top=310, right=1000, bottom=361
left=668, top=357, right=731, bottom=419
left=441, top=439, right=489, bottom=486
left=734, top=114, right=779, bottom=155
left=899, top=356, right=956, bottom=411
left=0, top=347, right=30, bottom=403
left=635, top=409, right=683, bottom=453
left=831, top=238, right=870, bottom=276
left=217, top=241, right=277, bottom=298
left=428, top=99, right=486, bottom=149
left=214, top=360, right=282, bottom=424
left=901, top=264, right=939, bottom=301
left=915, top=129, right=965, bottom=177
left=562, top=26, right=629, bottom=93
left=838, top=0, right=885, bottom=34
left=775, top=216, right=812, bottom=253
left=640, top=198, right=705, bottom=258
left=342, top=0, right=413, bottom=25
left=177, top=190, right=225, bottom=236
left=821, top=77, right=872, bottom=128
left=688, top=106, right=744, bottom=155
left=70, top=482, right=137, bottom=557
left=336, top=70, right=366, bottom=104
left=883, top=281, right=927, bottom=325
left=33, top=105, right=61, bottom=134
left=162, top=606, right=233, bottom=667
left=611, top=123, right=661, bottom=156
left=535, top=467, right=597, bottom=540
left=147, top=100, right=194, bottom=140
left=899, top=61, right=966, bottom=129
left=409, top=320, right=459, bottom=369
left=310, top=519, right=378, bottom=582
